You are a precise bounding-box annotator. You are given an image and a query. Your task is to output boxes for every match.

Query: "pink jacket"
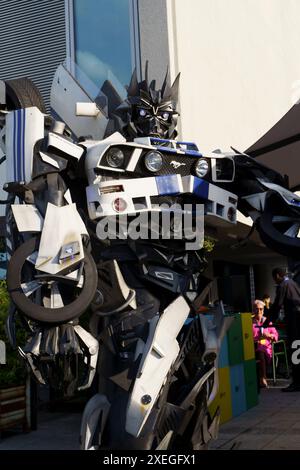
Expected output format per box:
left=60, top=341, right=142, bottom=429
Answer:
left=252, top=316, right=279, bottom=362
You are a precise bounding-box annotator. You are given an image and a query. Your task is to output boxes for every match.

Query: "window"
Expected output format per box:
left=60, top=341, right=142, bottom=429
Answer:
left=73, top=0, right=135, bottom=90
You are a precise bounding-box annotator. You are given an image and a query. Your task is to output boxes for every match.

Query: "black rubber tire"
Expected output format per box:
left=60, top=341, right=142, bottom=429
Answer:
left=5, top=77, right=46, bottom=113
left=257, top=197, right=300, bottom=257
left=7, top=237, right=98, bottom=324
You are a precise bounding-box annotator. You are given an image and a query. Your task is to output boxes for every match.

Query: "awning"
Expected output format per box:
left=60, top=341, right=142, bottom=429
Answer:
left=246, top=103, right=300, bottom=190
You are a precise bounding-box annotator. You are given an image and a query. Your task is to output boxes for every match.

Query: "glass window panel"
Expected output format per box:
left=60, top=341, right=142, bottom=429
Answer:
left=74, top=0, right=133, bottom=89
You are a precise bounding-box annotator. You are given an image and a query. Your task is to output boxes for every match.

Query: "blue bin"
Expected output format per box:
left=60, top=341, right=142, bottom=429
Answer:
left=219, top=335, right=229, bottom=368
left=230, top=363, right=247, bottom=417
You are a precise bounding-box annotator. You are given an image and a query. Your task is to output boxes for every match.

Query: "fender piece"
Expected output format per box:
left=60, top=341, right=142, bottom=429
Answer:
left=35, top=202, right=88, bottom=274
left=125, top=295, right=190, bottom=437
left=11, top=204, right=43, bottom=232
left=80, top=394, right=111, bottom=450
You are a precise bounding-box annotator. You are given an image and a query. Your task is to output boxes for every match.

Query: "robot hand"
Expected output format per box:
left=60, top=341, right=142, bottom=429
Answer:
left=18, top=323, right=99, bottom=394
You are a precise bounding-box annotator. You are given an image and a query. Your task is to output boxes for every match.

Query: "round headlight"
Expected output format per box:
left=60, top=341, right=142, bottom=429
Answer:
left=106, top=147, right=125, bottom=168
left=195, top=158, right=209, bottom=178
left=144, top=151, right=163, bottom=172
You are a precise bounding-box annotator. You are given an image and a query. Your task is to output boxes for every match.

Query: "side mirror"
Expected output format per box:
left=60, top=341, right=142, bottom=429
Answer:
left=76, top=102, right=100, bottom=117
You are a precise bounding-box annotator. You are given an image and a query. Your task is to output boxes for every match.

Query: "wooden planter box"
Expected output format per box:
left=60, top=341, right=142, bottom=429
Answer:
left=0, top=385, right=28, bottom=432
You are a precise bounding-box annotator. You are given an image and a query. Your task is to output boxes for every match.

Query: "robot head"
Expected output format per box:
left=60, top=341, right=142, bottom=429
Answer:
left=115, top=62, right=180, bottom=140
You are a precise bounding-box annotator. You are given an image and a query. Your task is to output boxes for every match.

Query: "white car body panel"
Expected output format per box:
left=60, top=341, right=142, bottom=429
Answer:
left=35, top=202, right=87, bottom=274
left=6, top=106, right=44, bottom=183
left=125, top=296, right=190, bottom=437
left=39, top=151, right=60, bottom=169
left=11, top=204, right=43, bottom=232
left=47, top=132, right=84, bottom=160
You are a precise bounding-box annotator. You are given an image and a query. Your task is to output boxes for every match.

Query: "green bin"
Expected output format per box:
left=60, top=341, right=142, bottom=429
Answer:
left=227, top=313, right=244, bottom=365
left=243, top=359, right=259, bottom=409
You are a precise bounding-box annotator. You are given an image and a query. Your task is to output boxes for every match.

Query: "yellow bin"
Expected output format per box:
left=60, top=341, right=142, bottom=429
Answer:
left=218, top=367, right=232, bottom=424
left=208, top=392, right=220, bottom=420
left=241, top=313, right=255, bottom=361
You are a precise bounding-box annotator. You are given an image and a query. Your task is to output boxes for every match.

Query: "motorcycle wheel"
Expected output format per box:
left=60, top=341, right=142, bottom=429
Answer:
left=257, top=193, right=300, bottom=257
left=5, top=77, right=46, bottom=113
left=7, top=236, right=98, bottom=324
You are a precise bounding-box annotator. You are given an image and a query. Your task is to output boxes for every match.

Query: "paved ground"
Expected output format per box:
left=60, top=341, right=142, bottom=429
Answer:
left=0, top=411, right=82, bottom=450
left=1, top=379, right=300, bottom=450
left=210, top=379, right=300, bottom=450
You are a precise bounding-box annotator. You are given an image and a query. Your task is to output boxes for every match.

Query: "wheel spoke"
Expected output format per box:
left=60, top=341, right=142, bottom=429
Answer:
left=50, top=282, right=64, bottom=308
left=43, top=296, right=50, bottom=308
left=284, top=223, right=300, bottom=237
left=34, top=263, right=84, bottom=288
left=21, top=281, right=42, bottom=297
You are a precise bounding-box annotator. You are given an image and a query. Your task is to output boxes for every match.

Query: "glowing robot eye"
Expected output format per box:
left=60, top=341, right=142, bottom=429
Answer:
left=139, top=108, right=147, bottom=117
left=161, top=112, right=170, bottom=121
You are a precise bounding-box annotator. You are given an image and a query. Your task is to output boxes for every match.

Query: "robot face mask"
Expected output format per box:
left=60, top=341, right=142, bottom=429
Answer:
left=132, top=99, right=177, bottom=139
left=116, top=63, right=180, bottom=140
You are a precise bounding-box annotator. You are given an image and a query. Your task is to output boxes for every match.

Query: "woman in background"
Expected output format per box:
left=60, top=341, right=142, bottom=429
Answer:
left=252, top=299, right=278, bottom=388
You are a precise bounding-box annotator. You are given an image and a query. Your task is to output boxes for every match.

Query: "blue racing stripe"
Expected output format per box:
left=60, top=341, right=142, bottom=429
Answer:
left=17, top=109, right=22, bottom=181
left=156, top=146, right=202, bottom=158
left=193, top=177, right=209, bottom=199
left=21, top=108, right=25, bottom=181
left=13, top=111, right=16, bottom=181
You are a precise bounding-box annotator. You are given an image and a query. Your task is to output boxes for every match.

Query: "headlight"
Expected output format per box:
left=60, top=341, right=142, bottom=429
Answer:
left=144, top=151, right=163, bottom=172
left=106, top=147, right=125, bottom=168
left=195, top=158, right=209, bottom=178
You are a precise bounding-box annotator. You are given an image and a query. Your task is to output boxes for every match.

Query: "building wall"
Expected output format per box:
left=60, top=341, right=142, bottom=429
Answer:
left=0, top=0, right=67, bottom=216
left=0, top=0, right=67, bottom=110
left=138, top=0, right=170, bottom=84
left=167, top=0, right=300, bottom=153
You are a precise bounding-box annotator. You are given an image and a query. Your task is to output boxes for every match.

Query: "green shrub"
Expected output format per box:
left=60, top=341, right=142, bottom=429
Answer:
left=0, top=280, right=27, bottom=388
left=203, top=236, right=216, bottom=253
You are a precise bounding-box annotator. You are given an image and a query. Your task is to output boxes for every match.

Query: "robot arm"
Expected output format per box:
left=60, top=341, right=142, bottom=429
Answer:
left=1, top=77, right=99, bottom=394
left=230, top=150, right=300, bottom=257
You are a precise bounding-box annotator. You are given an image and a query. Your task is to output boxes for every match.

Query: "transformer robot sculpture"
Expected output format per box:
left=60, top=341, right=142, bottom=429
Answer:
left=1, top=60, right=300, bottom=450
